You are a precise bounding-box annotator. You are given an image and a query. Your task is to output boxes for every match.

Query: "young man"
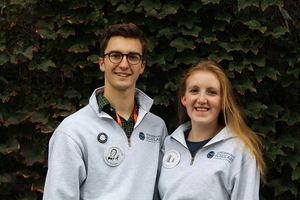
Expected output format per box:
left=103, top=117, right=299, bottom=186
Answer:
left=43, top=23, right=168, bottom=199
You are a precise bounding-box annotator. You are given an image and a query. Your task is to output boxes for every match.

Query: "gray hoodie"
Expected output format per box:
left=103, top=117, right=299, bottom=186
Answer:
left=158, top=122, right=260, bottom=200
left=43, top=87, right=168, bottom=200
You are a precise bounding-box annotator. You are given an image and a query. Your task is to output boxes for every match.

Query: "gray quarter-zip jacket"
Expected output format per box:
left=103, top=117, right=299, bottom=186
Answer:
left=43, top=87, right=168, bottom=200
left=158, top=121, right=260, bottom=200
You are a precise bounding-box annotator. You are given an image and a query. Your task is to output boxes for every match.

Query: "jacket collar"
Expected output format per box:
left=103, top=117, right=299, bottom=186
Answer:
left=89, top=87, right=153, bottom=126
left=171, top=121, right=236, bottom=148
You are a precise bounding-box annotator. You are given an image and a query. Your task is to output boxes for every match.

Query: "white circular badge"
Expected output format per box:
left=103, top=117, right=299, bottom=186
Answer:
left=103, top=146, right=125, bottom=167
left=163, top=150, right=181, bottom=169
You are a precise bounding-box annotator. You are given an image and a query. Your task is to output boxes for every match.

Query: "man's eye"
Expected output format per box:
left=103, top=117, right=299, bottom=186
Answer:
left=111, top=53, right=121, bottom=59
left=128, top=54, right=139, bottom=60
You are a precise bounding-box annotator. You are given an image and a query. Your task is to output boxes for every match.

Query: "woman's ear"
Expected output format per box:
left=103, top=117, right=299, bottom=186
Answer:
left=181, top=95, right=186, bottom=107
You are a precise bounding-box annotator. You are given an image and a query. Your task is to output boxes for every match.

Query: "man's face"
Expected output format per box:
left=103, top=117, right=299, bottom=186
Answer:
left=99, top=36, right=145, bottom=93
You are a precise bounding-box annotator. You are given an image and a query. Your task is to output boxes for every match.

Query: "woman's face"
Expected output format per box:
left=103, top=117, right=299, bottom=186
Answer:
left=181, top=70, right=222, bottom=127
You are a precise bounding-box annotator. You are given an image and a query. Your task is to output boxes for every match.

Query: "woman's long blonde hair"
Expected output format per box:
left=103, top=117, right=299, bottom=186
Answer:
left=178, top=60, right=267, bottom=183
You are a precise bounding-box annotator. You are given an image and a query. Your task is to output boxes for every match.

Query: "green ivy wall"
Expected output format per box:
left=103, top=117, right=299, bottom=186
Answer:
left=0, top=0, right=299, bottom=199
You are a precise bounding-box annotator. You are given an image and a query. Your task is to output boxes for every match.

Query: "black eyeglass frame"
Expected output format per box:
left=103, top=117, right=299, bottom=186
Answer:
left=103, top=52, right=143, bottom=65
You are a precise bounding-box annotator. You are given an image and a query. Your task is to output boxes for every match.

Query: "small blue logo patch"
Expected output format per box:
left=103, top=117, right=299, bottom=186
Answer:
left=207, top=151, right=215, bottom=159
left=139, top=132, right=145, bottom=140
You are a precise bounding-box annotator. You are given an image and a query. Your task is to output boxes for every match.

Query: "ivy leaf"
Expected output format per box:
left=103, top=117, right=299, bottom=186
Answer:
left=199, top=30, right=217, bottom=44
left=160, top=63, right=177, bottom=71
left=251, top=120, right=276, bottom=136
left=29, top=110, right=50, bottom=124
left=170, top=38, right=194, bottom=52
left=261, top=104, right=284, bottom=118
left=231, top=78, right=256, bottom=95
left=36, top=121, right=60, bottom=134
left=187, top=1, right=203, bottom=13
left=0, top=52, right=10, bottom=65
left=64, top=90, right=82, bottom=99
left=164, top=82, right=177, bottom=91
left=241, top=100, right=266, bottom=118
left=36, top=18, right=54, bottom=30
left=138, top=0, right=161, bottom=11
left=0, top=76, right=8, bottom=84
left=0, top=139, right=19, bottom=154
left=219, top=42, right=243, bottom=52
left=202, top=0, right=220, bottom=4
left=29, top=58, right=55, bottom=71
left=228, top=61, right=253, bottom=73
left=286, top=111, right=300, bottom=126
left=277, top=134, right=299, bottom=154
left=244, top=20, right=267, bottom=33
left=181, top=25, right=202, bottom=37
left=87, top=54, right=100, bottom=63
left=208, top=50, right=233, bottom=62
left=110, top=0, right=126, bottom=6
left=277, top=74, right=293, bottom=87
left=68, top=44, right=89, bottom=53
left=153, top=92, right=173, bottom=106
left=76, top=35, right=96, bottom=48
left=212, top=20, right=227, bottom=32
left=147, top=5, right=177, bottom=19
left=215, top=12, right=232, bottom=23
left=69, top=0, right=88, bottom=10
left=238, top=0, right=259, bottom=10
left=16, top=169, right=40, bottom=179
left=292, top=167, right=300, bottom=180
left=261, top=0, right=284, bottom=11
left=36, top=27, right=56, bottom=39
left=157, top=27, right=180, bottom=39
left=243, top=52, right=265, bottom=67
left=166, top=67, right=185, bottom=81
left=54, top=100, right=72, bottom=110
left=11, top=0, right=39, bottom=5
left=57, top=26, right=75, bottom=38
left=116, top=3, right=135, bottom=13
left=14, top=45, right=37, bottom=60
left=279, top=153, right=300, bottom=169
left=266, top=146, right=286, bottom=161
left=266, top=26, right=288, bottom=38
left=21, top=147, right=45, bottom=166
left=287, top=66, right=300, bottom=78
left=4, top=114, right=27, bottom=127
left=31, top=177, right=45, bottom=193
left=267, top=179, right=297, bottom=196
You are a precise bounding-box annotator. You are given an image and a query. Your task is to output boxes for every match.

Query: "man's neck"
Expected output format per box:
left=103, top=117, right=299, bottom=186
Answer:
left=103, top=87, right=136, bottom=120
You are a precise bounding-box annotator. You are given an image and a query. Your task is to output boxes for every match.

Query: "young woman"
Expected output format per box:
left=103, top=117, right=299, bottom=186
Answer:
left=158, top=60, right=267, bottom=200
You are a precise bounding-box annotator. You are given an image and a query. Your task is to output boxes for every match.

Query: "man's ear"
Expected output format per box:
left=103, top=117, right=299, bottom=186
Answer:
left=99, top=57, right=105, bottom=72
left=139, top=60, right=146, bottom=74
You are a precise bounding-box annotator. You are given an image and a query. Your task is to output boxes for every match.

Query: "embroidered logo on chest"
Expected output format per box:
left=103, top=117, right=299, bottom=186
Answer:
left=207, top=151, right=235, bottom=164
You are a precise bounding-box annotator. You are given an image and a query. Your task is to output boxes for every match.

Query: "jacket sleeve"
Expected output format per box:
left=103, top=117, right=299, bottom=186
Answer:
left=43, top=130, right=86, bottom=200
left=230, top=157, right=260, bottom=200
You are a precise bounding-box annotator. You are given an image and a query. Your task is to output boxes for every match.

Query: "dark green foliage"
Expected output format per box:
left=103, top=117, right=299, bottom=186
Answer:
left=0, top=0, right=299, bottom=199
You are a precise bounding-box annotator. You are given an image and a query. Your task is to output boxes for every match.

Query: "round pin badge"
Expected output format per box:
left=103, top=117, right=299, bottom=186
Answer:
left=103, top=146, right=125, bottom=167
left=163, top=150, right=181, bottom=169
left=97, top=133, right=108, bottom=143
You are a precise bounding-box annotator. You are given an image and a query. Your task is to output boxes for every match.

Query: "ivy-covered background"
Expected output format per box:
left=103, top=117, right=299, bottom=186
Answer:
left=0, top=0, right=299, bottom=199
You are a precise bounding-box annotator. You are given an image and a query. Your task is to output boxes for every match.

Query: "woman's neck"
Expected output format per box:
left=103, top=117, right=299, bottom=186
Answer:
left=188, top=122, right=224, bottom=142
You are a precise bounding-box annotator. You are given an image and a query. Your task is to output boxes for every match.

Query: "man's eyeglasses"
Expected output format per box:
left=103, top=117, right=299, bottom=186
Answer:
left=103, top=52, right=142, bottom=65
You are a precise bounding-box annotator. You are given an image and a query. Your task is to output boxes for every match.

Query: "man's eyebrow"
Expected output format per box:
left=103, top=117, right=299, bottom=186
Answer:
left=107, top=50, right=141, bottom=55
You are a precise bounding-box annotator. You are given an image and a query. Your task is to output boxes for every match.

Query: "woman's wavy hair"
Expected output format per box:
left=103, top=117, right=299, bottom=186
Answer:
left=178, top=60, right=267, bottom=183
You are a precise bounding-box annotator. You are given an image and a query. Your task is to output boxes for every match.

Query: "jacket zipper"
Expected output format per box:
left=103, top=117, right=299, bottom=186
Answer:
left=172, top=138, right=195, bottom=165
